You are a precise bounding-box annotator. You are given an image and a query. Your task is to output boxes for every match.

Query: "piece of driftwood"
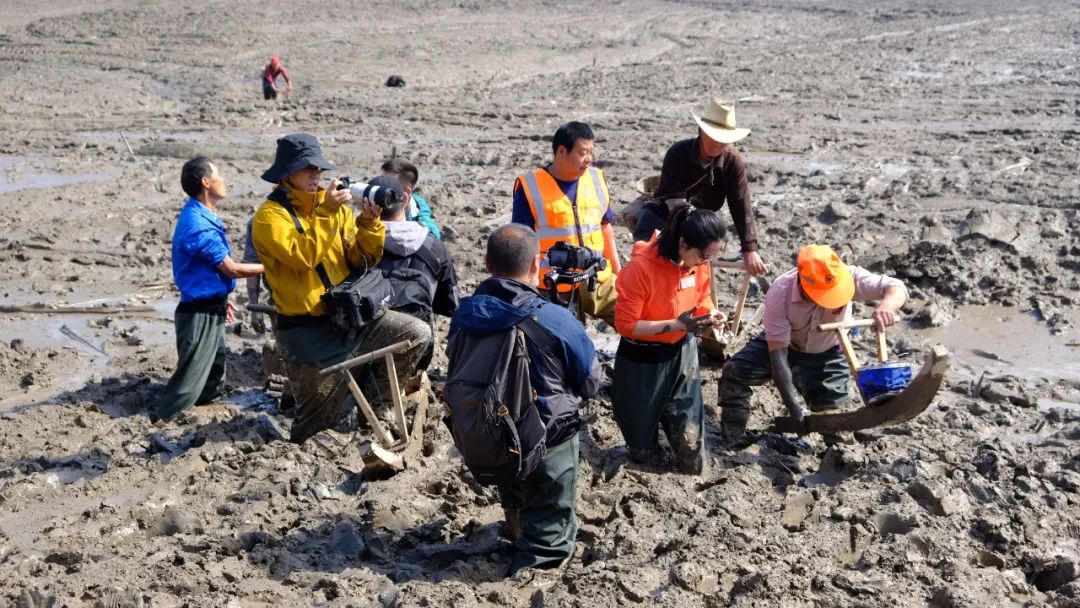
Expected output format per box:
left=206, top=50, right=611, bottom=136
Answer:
left=0, top=304, right=156, bottom=315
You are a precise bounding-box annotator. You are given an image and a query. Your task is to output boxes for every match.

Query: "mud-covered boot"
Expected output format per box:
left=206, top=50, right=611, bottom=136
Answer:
left=672, top=441, right=704, bottom=475
left=670, top=422, right=705, bottom=475
left=720, top=422, right=753, bottom=451
left=628, top=446, right=661, bottom=465
left=720, top=406, right=752, bottom=451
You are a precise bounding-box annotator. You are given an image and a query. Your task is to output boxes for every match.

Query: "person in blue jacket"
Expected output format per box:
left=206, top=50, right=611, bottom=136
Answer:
left=449, top=223, right=600, bottom=577
left=155, top=157, right=264, bottom=421
left=381, top=158, right=441, bottom=239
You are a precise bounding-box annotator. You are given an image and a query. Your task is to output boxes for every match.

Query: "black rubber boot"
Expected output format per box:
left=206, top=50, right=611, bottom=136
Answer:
left=628, top=446, right=661, bottom=465
left=720, top=407, right=752, bottom=451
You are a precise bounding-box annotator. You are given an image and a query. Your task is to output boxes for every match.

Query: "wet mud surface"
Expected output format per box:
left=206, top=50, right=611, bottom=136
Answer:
left=1, top=0, right=1079, bottom=606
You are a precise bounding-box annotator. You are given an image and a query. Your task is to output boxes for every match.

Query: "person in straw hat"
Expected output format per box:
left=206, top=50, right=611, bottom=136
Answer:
left=623, top=99, right=767, bottom=277
left=717, top=245, right=907, bottom=448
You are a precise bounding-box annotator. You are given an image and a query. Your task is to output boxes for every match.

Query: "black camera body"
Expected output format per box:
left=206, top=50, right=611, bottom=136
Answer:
left=545, top=241, right=607, bottom=274
left=543, top=241, right=608, bottom=314
left=336, top=176, right=399, bottom=208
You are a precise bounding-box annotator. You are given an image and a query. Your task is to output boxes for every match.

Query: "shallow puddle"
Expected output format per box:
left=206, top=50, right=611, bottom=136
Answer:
left=903, top=70, right=945, bottom=79
left=1038, top=398, right=1080, bottom=415
left=919, top=305, right=1080, bottom=384
left=0, top=156, right=121, bottom=195
left=42, top=465, right=102, bottom=486
left=751, top=152, right=845, bottom=175
left=0, top=312, right=174, bottom=354
left=0, top=302, right=177, bottom=411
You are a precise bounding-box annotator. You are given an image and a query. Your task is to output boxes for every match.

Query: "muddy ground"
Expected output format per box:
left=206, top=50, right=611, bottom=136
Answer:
left=1, top=0, right=1079, bottom=606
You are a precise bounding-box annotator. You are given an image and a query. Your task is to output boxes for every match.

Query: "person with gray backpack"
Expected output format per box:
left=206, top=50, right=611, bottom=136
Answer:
left=445, top=224, right=600, bottom=577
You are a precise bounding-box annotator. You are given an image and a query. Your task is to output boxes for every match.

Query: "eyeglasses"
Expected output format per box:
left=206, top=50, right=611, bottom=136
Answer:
left=303, top=165, right=325, bottom=174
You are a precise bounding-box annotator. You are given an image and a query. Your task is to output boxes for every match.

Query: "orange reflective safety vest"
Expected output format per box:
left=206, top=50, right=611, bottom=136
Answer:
left=518, top=166, right=612, bottom=289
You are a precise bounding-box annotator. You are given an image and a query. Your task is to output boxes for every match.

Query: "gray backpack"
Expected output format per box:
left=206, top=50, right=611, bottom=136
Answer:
left=443, top=313, right=554, bottom=485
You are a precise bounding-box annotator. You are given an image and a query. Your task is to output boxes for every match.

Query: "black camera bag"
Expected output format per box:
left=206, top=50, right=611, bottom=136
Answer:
left=319, top=268, right=392, bottom=331
left=269, top=188, right=393, bottom=332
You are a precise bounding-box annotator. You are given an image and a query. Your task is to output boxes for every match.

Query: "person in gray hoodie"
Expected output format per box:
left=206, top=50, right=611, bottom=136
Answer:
left=369, top=175, right=459, bottom=328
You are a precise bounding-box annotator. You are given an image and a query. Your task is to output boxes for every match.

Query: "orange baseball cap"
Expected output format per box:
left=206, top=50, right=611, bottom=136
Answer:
left=797, top=245, right=854, bottom=309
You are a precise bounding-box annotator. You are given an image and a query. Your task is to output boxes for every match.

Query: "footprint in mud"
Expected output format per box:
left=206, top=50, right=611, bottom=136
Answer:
left=873, top=511, right=917, bottom=536
left=5, top=449, right=110, bottom=488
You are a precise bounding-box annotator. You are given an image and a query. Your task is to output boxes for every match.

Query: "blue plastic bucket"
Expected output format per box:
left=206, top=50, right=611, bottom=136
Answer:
left=856, top=362, right=912, bottom=401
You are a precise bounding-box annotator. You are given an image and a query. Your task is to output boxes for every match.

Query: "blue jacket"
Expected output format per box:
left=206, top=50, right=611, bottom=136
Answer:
left=171, top=198, right=235, bottom=302
left=450, top=277, right=600, bottom=442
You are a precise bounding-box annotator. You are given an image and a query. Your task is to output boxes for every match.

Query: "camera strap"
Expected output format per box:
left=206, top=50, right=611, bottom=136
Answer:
left=518, top=309, right=557, bottom=355
left=267, top=188, right=336, bottom=291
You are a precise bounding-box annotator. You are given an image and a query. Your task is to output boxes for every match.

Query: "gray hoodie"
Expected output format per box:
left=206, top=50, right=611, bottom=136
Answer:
left=378, top=220, right=460, bottom=320
left=383, top=220, right=430, bottom=257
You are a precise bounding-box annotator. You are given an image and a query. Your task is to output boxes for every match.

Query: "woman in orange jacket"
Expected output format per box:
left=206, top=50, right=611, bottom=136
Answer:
left=612, top=205, right=726, bottom=474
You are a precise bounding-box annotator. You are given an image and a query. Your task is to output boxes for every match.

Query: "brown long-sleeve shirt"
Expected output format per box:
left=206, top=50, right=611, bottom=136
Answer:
left=652, top=137, right=759, bottom=252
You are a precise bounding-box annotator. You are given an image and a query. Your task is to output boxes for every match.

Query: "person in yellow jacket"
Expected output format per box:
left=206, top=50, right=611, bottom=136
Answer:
left=511, top=122, right=621, bottom=325
left=251, top=133, right=431, bottom=444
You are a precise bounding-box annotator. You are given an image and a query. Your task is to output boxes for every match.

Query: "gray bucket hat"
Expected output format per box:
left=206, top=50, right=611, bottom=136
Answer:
left=261, top=133, right=336, bottom=183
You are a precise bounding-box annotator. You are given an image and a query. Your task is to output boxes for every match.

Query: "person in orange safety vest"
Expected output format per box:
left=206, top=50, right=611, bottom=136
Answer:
left=511, top=121, right=622, bottom=325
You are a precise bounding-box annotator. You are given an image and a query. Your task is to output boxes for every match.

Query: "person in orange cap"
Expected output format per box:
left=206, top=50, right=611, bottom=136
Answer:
left=717, top=244, right=907, bottom=447
left=262, top=55, right=292, bottom=100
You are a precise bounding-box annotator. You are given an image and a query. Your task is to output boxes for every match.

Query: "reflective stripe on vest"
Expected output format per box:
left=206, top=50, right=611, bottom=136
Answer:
left=520, top=167, right=612, bottom=287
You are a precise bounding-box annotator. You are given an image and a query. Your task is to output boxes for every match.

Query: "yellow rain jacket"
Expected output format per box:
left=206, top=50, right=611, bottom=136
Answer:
left=251, top=183, right=385, bottom=316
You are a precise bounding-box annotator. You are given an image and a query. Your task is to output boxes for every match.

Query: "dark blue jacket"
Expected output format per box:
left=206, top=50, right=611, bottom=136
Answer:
left=450, top=277, right=600, bottom=443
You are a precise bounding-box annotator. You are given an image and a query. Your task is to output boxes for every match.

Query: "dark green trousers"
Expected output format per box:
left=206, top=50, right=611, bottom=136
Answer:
left=718, top=335, right=850, bottom=431
left=610, top=336, right=704, bottom=473
left=154, top=302, right=227, bottom=421
left=500, top=435, right=580, bottom=576
left=275, top=310, right=432, bottom=444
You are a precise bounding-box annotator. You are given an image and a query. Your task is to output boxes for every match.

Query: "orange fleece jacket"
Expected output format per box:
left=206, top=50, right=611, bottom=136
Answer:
left=614, top=236, right=714, bottom=343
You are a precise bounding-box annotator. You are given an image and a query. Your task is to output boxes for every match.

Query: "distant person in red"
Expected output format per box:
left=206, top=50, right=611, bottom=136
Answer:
left=262, top=56, right=292, bottom=100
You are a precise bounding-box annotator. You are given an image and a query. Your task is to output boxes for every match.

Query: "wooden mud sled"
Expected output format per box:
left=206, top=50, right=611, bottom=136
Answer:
left=771, top=319, right=950, bottom=434
left=319, top=340, right=430, bottom=475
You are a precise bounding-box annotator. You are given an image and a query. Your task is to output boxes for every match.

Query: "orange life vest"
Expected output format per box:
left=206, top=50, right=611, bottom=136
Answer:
left=517, top=166, right=612, bottom=289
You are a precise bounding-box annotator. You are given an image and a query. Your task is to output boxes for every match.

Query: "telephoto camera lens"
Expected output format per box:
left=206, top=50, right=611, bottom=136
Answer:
left=339, top=180, right=398, bottom=207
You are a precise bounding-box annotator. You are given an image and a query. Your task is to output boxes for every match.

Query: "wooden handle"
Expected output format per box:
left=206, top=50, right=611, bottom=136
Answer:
left=711, top=260, right=748, bottom=270
left=385, top=353, right=410, bottom=443
left=836, top=329, right=861, bottom=379
left=819, top=318, right=891, bottom=366
left=818, top=318, right=875, bottom=331
left=320, top=340, right=414, bottom=375
left=343, top=371, right=395, bottom=447
left=730, top=272, right=751, bottom=335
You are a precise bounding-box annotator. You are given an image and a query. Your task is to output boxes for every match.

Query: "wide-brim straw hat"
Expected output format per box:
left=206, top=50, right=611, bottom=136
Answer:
left=691, top=99, right=751, bottom=144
